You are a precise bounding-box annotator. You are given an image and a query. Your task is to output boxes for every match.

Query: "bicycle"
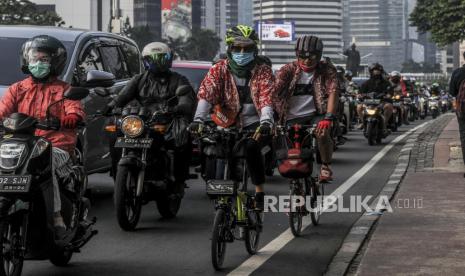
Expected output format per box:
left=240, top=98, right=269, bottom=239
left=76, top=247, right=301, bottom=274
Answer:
left=196, top=125, right=263, bottom=270
left=276, top=124, right=324, bottom=237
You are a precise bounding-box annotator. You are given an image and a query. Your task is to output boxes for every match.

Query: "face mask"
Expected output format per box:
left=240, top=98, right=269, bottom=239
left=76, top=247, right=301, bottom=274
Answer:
left=28, top=62, right=51, bottom=79
left=298, top=60, right=316, bottom=73
left=231, top=52, right=255, bottom=66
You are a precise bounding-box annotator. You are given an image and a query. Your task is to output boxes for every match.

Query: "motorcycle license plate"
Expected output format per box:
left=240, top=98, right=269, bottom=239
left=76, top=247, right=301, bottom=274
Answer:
left=115, top=137, right=153, bottom=148
left=0, top=175, right=31, bottom=193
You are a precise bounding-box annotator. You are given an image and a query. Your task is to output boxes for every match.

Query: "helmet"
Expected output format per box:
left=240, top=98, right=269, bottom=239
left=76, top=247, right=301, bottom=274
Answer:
left=225, top=25, right=259, bottom=48
left=344, top=70, right=353, bottom=78
left=389, top=71, right=401, bottom=78
left=295, top=35, right=323, bottom=60
left=336, top=65, right=345, bottom=75
left=368, top=63, right=384, bottom=73
left=431, top=82, right=440, bottom=92
left=21, top=35, right=67, bottom=76
left=142, top=42, right=173, bottom=73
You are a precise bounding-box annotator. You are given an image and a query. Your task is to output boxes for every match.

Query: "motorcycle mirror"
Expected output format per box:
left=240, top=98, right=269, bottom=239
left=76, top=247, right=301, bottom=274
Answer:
left=64, top=87, right=90, bottom=101
left=175, top=85, right=191, bottom=97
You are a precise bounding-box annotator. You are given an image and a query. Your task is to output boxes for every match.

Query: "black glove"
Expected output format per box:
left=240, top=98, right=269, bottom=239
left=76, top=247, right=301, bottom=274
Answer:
left=101, top=104, right=114, bottom=116
left=189, top=121, right=205, bottom=134
left=256, top=123, right=272, bottom=136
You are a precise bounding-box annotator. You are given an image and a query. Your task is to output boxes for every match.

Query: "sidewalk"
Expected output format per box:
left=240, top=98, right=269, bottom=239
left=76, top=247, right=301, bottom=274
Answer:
left=355, top=116, right=465, bottom=275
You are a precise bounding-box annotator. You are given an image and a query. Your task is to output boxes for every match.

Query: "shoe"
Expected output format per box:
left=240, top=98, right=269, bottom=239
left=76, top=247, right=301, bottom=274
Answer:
left=254, top=192, right=265, bottom=212
left=319, top=166, right=333, bottom=183
left=54, top=225, right=72, bottom=247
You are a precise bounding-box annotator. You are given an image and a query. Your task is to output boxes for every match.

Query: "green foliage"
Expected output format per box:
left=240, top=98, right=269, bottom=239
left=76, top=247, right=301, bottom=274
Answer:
left=121, top=17, right=159, bottom=49
left=401, top=59, right=441, bottom=73
left=410, top=0, right=465, bottom=46
left=0, top=0, right=64, bottom=26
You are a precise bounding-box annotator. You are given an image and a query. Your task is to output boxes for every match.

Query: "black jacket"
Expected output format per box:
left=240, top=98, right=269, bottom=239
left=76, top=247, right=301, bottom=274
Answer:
left=112, top=70, right=196, bottom=120
left=449, top=65, right=465, bottom=97
left=360, top=77, right=392, bottom=99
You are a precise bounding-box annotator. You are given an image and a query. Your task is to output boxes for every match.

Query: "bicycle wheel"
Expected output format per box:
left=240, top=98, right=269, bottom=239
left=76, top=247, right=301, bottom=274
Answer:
left=211, top=208, right=227, bottom=270
left=309, top=178, right=323, bottom=225
left=289, top=180, right=304, bottom=237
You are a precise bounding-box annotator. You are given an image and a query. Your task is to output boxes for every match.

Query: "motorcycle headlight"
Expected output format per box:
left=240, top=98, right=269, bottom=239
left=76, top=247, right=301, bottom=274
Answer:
left=366, top=109, right=377, bottom=115
left=121, top=116, right=144, bottom=138
left=31, top=138, right=49, bottom=158
left=0, top=143, right=26, bottom=170
left=395, top=95, right=401, bottom=100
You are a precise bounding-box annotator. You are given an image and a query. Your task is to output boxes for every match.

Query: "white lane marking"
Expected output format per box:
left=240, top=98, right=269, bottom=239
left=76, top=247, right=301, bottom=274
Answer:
left=227, top=122, right=429, bottom=276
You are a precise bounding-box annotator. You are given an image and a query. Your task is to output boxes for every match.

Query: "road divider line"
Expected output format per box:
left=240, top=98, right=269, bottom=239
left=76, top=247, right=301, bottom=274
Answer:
left=227, top=121, right=429, bottom=276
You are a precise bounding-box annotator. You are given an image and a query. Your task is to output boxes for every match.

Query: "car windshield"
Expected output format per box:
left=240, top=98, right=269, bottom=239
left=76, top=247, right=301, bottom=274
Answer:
left=0, top=37, right=74, bottom=86
left=171, top=67, right=209, bottom=92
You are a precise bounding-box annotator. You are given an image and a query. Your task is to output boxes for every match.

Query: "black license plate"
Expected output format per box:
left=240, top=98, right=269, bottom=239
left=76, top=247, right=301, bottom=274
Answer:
left=0, top=175, right=31, bottom=193
left=115, top=137, right=153, bottom=148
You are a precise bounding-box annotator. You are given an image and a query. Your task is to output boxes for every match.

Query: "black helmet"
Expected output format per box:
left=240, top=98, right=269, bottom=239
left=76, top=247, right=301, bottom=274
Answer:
left=225, top=25, right=259, bottom=48
left=336, top=65, right=345, bottom=75
left=345, top=70, right=353, bottom=78
left=21, top=35, right=67, bottom=76
left=368, top=63, right=384, bottom=74
left=295, top=35, right=323, bottom=60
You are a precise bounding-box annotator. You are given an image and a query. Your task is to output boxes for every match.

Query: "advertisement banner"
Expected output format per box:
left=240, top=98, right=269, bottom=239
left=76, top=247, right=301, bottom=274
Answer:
left=255, top=21, right=295, bottom=42
left=162, top=0, right=192, bottom=42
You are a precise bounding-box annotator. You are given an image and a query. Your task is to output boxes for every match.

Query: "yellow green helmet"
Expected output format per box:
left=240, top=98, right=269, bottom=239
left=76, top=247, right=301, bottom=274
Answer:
left=225, top=25, right=259, bottom=47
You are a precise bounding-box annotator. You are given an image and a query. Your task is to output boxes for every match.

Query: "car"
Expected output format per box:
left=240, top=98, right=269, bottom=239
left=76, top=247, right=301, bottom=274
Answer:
left=274, top=29, right=290, bottom=38
left=0, top=25, right=143, bottom=174
left=171, top=60, right=212, bottom=93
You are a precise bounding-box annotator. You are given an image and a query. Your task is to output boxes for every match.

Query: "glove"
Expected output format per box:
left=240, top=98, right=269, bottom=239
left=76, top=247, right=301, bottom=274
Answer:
left=62, top=114, right=81, bottom=129
left=101, top=103, right=115, bottom=116
left=256, top=123, right=272, bottom=136
left=189, top=121, right=204, bottom=134
left=317, top=119, right=332, bottom=130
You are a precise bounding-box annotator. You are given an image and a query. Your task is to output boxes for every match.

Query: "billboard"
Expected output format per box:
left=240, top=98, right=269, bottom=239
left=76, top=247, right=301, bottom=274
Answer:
left=255, top=21, right=295, bottom=42
left=161, top=0, right=192, bottom=42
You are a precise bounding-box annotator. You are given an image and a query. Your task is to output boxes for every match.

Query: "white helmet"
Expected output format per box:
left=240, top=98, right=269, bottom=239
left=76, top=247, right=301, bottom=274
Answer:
left=141, top=42, right=173, bottom=73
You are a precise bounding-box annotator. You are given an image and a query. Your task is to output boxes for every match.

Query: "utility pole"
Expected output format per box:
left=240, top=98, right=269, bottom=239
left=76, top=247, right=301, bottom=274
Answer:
left=259, top=0, right=263, bottom=55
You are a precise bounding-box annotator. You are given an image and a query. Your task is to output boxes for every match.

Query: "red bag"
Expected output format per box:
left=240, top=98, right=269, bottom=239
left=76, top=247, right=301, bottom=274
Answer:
left=278, top=148, right=312, bottom=179
left=211, top=104, right=237, bottom=128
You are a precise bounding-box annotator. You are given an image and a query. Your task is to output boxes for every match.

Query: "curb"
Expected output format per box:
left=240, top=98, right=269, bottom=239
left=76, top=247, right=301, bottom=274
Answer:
left=323, top=123, right=428, bottom=276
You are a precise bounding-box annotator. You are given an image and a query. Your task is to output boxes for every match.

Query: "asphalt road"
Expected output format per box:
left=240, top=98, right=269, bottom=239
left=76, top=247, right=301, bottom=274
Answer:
left=22, top=120, right=425, bottom=276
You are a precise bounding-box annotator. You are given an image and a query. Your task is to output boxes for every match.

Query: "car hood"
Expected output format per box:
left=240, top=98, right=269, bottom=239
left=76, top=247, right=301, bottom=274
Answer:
left=0, top=85, right=7, bottom=96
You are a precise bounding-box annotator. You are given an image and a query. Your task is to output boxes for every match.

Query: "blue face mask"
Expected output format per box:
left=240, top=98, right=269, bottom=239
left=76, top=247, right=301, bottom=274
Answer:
left=231, top=52, right=255, bottom=66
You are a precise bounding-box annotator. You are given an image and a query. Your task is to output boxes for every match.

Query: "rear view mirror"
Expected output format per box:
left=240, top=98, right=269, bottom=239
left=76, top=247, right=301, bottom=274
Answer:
left=86, top=70, right=115, bottom=88
left=64, top=87, right=90, bottom=100
left=175, top=85, right=191, bottom=97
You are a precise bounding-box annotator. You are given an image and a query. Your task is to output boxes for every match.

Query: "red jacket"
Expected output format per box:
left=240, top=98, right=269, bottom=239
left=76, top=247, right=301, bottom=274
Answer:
left=0, top=77, right=85, bottom=153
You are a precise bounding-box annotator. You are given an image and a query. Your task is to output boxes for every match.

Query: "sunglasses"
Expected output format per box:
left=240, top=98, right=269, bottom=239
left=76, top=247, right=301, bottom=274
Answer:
left=230, top=45, right=255, bottom=53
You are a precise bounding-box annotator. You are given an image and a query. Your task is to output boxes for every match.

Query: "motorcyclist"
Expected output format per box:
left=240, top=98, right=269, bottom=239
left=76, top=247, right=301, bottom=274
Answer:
left=345, top=70, right=358, bottom=127
left=389, top=71, right=409, bottom=125
left=358, top=63, right=393, bottom=136
left=104, top=42, right=196, bottom=197
left=431, top=82, right=441, bottom=97
left=335, top=66, right=348, bottom=144
left=274, top=35, right=339, bottom=183
left=189, top=25, right=275, bottom=210
left=0, top=35, right=84, bottom=240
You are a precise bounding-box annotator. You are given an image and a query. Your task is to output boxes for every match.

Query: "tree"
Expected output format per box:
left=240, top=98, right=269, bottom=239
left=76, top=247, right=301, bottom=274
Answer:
left=182, top=29, right=221, bottom=61
left=410, top=0, right=465, bottom=46
left=163, top=37, right=188, bottom=60
left=0, top=0, right=64, bottom=26
left=121, top=17, right=159, bottom=49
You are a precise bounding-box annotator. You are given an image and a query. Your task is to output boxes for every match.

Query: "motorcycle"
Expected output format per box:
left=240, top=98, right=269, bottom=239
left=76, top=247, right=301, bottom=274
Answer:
left=390, top=94, right=403, bottom=132
left=109, top=85, right=192, bottom=231
left=0, top=87, right=96, bottom=275
left=362, top=94, right=384, bottom=146
left=429, top=96, right=440, bottom=119
left=403, top=94, right=415, bottom=122
left=419, top=95, right=428, bottom=119
left=339, top=93, right=352, bottom=135
left=441, top=98, right=449, bottom=113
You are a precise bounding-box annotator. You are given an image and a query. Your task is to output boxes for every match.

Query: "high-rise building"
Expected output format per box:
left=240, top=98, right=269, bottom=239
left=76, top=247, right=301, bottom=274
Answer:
left=201, top=0, right=239, bottom=53
left=31, top=0, right=111, bottom=31
left=253, top=0, right=343, bottom=66
left=238, top=0, right=253, bottom=26
left=342, top=0, right=408, bottom=72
